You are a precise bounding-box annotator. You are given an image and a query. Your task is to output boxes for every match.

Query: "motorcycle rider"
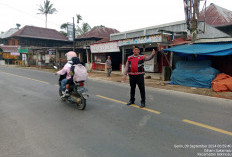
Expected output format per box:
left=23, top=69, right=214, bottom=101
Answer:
left=56, top=51, right=77, bottom=97
left=65, top=57, right=81, bottom=95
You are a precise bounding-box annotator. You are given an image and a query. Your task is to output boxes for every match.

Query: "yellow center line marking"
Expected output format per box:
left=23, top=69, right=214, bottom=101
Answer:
left=183, top=119, right=232, bottom=136
left=96, top=95, right=161, bottom=114
left=140, top=107, right=161, bottom=114
left=96, top=95, right=127, bottom=105
left=0, top=71, right=49, bottom=84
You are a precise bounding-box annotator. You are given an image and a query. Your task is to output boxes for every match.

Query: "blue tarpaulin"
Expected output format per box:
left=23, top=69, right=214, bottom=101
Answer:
left=163, top=43, right=232, bottom=56
left=170, top=60, right=220, bottom=88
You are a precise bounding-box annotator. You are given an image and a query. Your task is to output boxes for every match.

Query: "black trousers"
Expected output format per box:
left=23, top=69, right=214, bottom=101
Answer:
left=129, top=74, right=145, bottom=103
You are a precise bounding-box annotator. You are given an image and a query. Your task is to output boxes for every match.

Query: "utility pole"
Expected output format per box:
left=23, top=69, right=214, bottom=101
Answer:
left=183, top=0, right=206, bottom=42
left=73, top=17, right=75, bottom=52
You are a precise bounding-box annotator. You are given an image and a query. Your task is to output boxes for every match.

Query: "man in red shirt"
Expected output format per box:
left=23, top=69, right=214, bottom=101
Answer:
left=123, top=46, right=156, bottom=108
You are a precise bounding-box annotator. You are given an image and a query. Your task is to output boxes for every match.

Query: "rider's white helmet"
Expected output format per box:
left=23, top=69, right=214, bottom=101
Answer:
left=65, top=51, right=77, bottom=61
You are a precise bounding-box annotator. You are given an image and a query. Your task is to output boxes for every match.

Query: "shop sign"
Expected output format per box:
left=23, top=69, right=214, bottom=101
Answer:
left=117, top=35, right=162, bottom=46
left=67, top=23, right=74, bottom=41
left=47, top=49, right=56, bottom=55
left=90, top=41, right=120, bottom=53
left=10, top=53, right=20, bottom=56
left=18, top=48, right=28, bottom=53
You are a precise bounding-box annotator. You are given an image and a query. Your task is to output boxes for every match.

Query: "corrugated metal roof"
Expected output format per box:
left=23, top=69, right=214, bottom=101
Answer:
left=195, top=38, right=232, bottom=43
left=110, top=21, right=229, bottom=41
left=10, top=26, right=68, bottom=41
left=199, top=3, right=232, bottom=27
left=198, top=22, right=230, bottom=39
left=0, top=28, right=18, bottom=39
left=170, top=37, right=191, bottom=46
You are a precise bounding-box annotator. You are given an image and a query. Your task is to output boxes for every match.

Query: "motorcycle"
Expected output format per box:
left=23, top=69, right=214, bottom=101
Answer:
left=54, top=66, right=89, bottom=110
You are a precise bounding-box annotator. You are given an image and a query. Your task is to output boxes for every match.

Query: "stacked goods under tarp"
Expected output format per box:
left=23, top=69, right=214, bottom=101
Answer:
left=171, top=60, right=220, bottom=88
left=211, top=73, right=232, bottom=92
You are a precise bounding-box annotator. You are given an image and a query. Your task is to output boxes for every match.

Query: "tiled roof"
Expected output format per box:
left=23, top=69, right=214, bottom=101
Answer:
left=10, top=26, right=68, bottom=41
left=199, top=3, right=232, bottom=27
left=0, top=28, right=18, bottom=39
left=77, top=26, right=119, bottom=40
left=93, top=37, right=111, bottom=44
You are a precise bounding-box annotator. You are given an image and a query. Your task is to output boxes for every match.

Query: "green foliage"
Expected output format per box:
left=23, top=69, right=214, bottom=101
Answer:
left=60, top=23, right=68, bottom=30
left=76, top=23, right=91, bottom=36
left=16, top=23, right=21, bottom=29
left=76, top=14, right=82, bottom=24
left=38, top=0, right=57, bottom=15
left=38, top=0, right=57, bottom=27
left=59, top=31, right=67, bottom=36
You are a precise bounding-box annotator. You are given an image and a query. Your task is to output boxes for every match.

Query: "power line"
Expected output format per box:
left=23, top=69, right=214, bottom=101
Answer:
left=0, top=2, right=63, bottom=28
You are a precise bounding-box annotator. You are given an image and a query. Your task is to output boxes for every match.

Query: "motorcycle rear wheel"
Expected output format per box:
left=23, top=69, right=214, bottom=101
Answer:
left=76, top=95, right=86, bottom=110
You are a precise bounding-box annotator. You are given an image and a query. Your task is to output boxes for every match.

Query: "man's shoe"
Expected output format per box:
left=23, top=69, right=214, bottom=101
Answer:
left=140, top=102, right=145, bottom=108
left=126, top=101, right=134, bottom=106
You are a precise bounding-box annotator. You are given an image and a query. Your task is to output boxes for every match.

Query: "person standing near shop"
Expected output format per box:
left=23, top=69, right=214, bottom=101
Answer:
left=106, top=56, right=112, bottom=77
left=123, top=46, right=156, bottom=108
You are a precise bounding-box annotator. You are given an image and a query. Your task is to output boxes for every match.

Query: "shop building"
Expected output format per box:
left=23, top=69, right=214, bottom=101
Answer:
left=1, top=25, right=72, bottom=67
left=110, top=20, right=230, bottom=78
left=90, top=40, right=120, bottom=71
left=75, top=26, right=119, bottom=64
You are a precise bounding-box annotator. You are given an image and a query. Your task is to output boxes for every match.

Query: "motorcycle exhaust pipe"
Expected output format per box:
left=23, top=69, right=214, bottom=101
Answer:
left=70, top=95, right=81, bottom=104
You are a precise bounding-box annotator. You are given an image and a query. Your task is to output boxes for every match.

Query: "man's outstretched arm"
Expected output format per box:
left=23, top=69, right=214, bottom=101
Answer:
left=144, top=49, right=156, bottom=61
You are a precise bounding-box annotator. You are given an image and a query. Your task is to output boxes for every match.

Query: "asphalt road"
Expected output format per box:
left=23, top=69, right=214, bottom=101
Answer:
left=0, top=66, right=231, bottom=157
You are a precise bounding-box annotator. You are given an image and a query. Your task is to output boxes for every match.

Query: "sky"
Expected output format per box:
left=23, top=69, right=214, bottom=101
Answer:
left=0, top=0, right=232, bottom=33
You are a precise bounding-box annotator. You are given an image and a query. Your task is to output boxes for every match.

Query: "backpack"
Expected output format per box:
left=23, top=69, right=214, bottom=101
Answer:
left=73, top=64, right=88, bottom=82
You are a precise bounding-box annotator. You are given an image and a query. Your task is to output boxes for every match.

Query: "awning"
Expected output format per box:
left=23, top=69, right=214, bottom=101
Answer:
left=170, top=37, right=191, bottom=46
left=163, top=43, right=232, bottom=56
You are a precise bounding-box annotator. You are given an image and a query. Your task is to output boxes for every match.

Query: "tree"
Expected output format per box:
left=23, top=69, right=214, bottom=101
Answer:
left=38, top=0, right=57, bottom=28
left=16, top=23, right=21, bottom=29
left=76, top=14, right=82, bottom=24
left=60, top=23, right=68, bottom=37
left=60, top=23, right=68, bottom=30
left=75, top=14, right=91, bottom=36
left=59, top=31, right=67, bottom=36
left=76, top=23, right=91, bottom=36
left=82, top=23, right=91, bottom=33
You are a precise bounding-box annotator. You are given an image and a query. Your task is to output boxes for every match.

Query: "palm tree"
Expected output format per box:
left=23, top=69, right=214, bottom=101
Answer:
left=38, top=0, right=57, bottom=28
left=60, top=23, right=68, bottom=36
left=16, top=23, right=21, bottom=29
left=82, top=23, right=91, bottom=33
left=76, top=23, right=91, bottom=36
left=60, top=23, right=68, bottom=30
left=76, top=14, right=82, bottom=24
